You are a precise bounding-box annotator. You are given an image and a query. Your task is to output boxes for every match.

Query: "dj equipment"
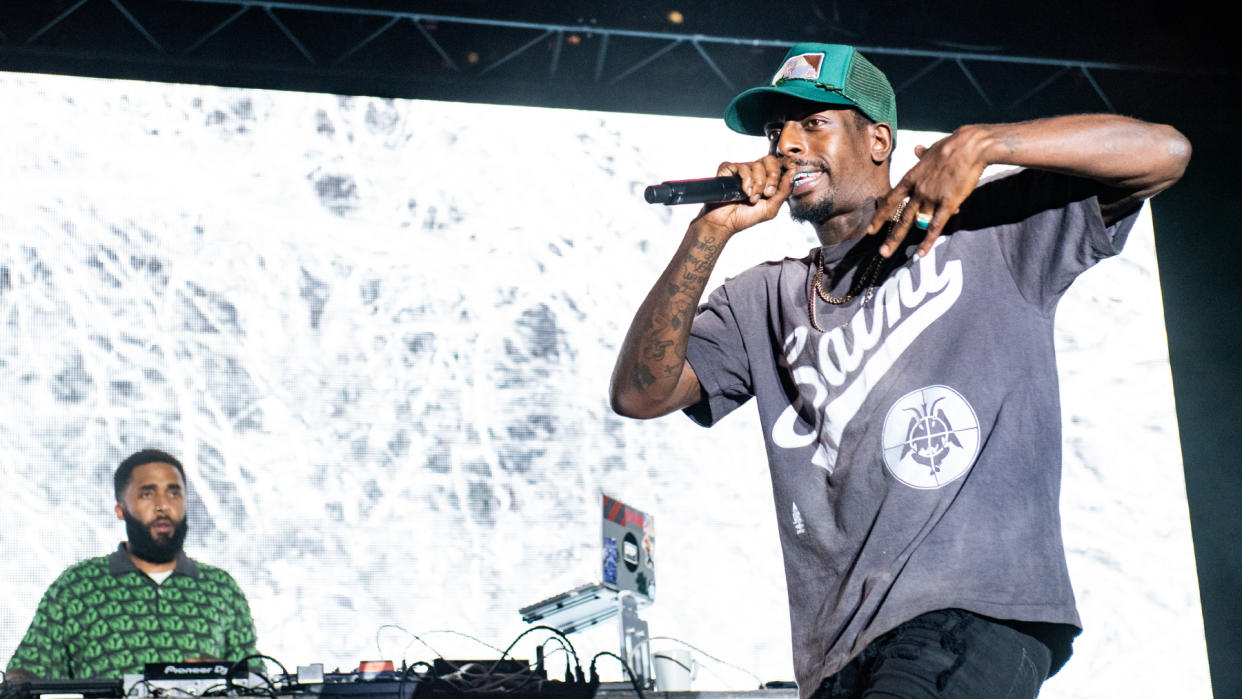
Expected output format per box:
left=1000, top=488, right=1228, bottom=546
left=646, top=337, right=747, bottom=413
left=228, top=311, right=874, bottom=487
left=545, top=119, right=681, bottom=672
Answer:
left=0, top=679, right=123, bottom=699
left=303, top=660, right=594, bottom=699
left=521, top=494, right=655, bottom=633
left=120, top=662, right=262, bottom=698
left=520, top=495, right=655, bottom=689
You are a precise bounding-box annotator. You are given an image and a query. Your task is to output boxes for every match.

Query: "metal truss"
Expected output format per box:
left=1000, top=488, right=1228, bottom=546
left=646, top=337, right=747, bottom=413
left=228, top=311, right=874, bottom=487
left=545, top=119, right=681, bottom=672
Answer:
left=0, top=0, right=1181, bottom=115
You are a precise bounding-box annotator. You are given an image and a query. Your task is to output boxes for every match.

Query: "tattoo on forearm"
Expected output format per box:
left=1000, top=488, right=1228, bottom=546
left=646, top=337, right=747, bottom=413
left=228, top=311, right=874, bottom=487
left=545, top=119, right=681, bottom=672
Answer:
left=622, top=231, right=724, bottom=396
left=685, top=252, right=714, bottom=277
left=693, top=239, right=720, bottom=255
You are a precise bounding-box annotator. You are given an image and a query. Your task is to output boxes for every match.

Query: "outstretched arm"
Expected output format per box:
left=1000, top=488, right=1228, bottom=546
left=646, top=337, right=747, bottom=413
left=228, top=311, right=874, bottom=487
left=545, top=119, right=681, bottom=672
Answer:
left=610, top=157, right=792, bottom=419
left=865, top=114, right=1192, bottom=257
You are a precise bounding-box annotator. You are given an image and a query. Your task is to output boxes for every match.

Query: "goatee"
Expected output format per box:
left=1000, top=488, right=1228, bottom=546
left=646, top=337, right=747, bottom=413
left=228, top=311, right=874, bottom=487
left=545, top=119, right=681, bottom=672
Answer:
left=123, top=509, right=188, bottom=564
left=789, top=195, right=835, bottom=226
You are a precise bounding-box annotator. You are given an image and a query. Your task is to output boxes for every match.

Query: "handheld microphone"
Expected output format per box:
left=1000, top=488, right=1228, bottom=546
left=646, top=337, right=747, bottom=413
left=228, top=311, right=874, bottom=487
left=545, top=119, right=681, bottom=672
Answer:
left=644, top=175, right=746, bottom=205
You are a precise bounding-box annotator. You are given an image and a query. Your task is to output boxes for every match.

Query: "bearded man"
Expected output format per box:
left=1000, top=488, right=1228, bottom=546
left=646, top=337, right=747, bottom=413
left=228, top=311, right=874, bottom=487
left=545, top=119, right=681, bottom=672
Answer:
left=5, top=449, right=257, bottom=680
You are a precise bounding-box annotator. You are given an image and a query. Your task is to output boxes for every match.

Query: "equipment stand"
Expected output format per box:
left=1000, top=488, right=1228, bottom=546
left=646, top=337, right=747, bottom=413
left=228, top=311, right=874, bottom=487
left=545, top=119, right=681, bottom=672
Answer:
left=618, top=592, right=653, bottom=688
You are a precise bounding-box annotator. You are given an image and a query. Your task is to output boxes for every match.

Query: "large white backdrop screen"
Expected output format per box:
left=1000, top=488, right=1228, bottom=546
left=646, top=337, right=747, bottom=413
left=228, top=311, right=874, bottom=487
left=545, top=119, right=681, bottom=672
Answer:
left=0, top=72, right=1209, bottom=697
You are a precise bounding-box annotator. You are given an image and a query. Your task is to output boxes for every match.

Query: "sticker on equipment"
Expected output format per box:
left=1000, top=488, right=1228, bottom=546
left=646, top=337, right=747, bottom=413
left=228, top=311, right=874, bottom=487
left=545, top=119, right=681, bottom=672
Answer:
left=881, top=385, right=981, bottom=490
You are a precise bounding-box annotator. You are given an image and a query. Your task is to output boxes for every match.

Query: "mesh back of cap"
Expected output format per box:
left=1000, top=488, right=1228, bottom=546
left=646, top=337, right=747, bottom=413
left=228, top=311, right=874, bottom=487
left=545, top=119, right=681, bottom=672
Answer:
left=846, top=53, right=897, bottom=128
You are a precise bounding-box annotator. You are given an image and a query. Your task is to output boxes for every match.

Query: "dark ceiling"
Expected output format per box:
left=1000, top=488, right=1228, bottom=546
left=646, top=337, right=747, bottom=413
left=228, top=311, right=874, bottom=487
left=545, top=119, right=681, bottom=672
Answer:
left=0, top=0, right=1225, bottom=128
left=3, top=1, right=1240, bottom=696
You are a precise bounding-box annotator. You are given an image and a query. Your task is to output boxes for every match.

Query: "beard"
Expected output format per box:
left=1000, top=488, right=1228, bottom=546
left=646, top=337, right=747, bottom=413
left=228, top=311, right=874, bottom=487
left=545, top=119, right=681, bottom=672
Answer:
left=786, top=162, right=835, bottom=225
left=788, top=193, right=836, bottom=226
left=123, top=509, right=189, bottom=564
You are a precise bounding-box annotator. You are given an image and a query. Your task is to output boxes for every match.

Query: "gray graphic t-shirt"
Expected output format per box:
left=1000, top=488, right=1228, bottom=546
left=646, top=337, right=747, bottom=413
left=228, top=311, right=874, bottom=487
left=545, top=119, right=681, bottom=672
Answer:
left=683, top=169, right=1139, bottom=696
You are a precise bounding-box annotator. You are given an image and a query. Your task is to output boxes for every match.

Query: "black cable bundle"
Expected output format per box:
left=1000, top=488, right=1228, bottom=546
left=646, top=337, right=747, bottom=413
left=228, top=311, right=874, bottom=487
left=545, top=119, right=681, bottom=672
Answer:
left=223, top=653, right=293, bottom=698
left=588, top=653, right=643, bottom=699
left=410, top=625, right=595, bottom=699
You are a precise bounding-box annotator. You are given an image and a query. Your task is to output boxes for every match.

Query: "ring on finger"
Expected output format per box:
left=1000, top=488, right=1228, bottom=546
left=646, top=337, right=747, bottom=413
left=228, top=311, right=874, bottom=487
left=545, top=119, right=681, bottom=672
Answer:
left=915, top=212, right=932, bottom=230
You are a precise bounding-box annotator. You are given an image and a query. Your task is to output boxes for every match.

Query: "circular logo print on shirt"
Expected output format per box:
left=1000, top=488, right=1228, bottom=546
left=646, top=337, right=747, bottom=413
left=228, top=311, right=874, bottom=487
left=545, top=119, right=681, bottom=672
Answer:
left=881, top=385, right=981, bottom=490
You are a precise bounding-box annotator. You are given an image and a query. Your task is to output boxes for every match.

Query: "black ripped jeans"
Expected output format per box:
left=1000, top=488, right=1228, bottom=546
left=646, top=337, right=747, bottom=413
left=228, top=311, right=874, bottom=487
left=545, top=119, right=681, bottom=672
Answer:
left=812, top=609, right=1053, bottom=699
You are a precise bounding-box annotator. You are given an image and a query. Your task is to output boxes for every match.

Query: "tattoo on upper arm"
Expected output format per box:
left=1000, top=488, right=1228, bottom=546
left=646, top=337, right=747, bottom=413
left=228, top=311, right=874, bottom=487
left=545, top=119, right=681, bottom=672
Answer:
left=669, top=298, right=696, bottom=331
left=644, top=339, right=674, bottom=361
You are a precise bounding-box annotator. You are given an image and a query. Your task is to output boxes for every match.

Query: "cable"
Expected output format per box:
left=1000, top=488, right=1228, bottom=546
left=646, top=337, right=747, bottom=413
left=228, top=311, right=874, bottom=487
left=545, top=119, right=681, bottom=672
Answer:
left=382, top=625, right=501, bottom=659
left=424, top=660, right=542, bottom=697
left=413, top=629, right=510, bottom=658
left=124, top=679, right=156, bottom=697
left=539, top=636, right=572, bottom=682
left=540, top=636, right=569, bottom=656
left=225, top=653, right=291, bottom=698
left=590, top=652, right=643, bottom=699
left=424, top=626, right=587, bottom=696
left=381, top=625, right=530, bottom=694
left=379, top=624, right=450, bottom=665
left=399, top=632, right=454, bottom=671
left=640, top=635, right=764, bottom=688
left=397, top=659, right=433, bottom=699
left=461, top=666, right=543, bottom=694
left=375, top=625, right=592, bottom=696
left=653, top=652, right=734, bottom=689
left=494, top=625, right=582, bottom=680
left=651, top=654, right=692, bottom=674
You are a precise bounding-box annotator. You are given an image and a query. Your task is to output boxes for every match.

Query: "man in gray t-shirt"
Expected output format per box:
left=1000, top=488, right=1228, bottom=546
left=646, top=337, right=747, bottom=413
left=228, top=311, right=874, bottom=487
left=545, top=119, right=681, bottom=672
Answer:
left=610, top=43, right=1189, bottom=698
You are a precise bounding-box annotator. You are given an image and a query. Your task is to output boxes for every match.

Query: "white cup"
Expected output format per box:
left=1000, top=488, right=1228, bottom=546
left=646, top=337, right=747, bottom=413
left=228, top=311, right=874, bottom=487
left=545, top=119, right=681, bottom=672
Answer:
left=653, top=648, right=696, bottom=691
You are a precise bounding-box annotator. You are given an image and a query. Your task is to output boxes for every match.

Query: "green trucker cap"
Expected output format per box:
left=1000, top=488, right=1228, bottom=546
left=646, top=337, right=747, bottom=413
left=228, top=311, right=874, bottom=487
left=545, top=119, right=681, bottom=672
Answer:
left=724, top=43, right=897, bottom=135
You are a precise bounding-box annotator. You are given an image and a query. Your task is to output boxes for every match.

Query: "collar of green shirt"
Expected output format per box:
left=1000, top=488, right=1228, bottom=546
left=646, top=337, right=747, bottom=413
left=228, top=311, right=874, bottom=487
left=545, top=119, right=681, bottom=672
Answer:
left=108, top=542, right=201, bottom=579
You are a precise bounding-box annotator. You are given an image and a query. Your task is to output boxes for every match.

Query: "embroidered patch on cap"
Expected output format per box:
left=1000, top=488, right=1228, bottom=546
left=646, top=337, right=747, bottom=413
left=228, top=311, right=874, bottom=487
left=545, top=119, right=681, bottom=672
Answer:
left=772, top=52, right=824, bottom=84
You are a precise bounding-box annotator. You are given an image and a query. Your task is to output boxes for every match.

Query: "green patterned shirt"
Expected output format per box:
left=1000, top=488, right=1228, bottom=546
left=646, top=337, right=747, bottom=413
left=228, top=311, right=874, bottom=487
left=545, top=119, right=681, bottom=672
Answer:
left=6, top=544, right=258, bottom=679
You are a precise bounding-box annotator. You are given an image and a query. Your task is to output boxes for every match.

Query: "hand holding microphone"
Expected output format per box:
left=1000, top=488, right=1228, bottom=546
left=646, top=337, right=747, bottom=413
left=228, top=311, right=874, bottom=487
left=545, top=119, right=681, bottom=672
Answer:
left=645, top=156, right=792, bottom=244
left=644, top=155, right=789, bottom=211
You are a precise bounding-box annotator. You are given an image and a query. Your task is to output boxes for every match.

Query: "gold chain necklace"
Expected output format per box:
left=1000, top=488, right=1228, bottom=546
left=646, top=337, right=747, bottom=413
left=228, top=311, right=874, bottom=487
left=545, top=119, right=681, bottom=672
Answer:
left=808, top=201, right=905, bottom=332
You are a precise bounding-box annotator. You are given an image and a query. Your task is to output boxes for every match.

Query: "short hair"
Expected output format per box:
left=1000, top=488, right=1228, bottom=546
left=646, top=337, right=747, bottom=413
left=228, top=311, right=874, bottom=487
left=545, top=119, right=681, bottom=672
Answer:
left=849, top=108, right=896, bottom=156
left=114, top=449, right=187, bottom=503
left=849, top=108, right=872, bottom=131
